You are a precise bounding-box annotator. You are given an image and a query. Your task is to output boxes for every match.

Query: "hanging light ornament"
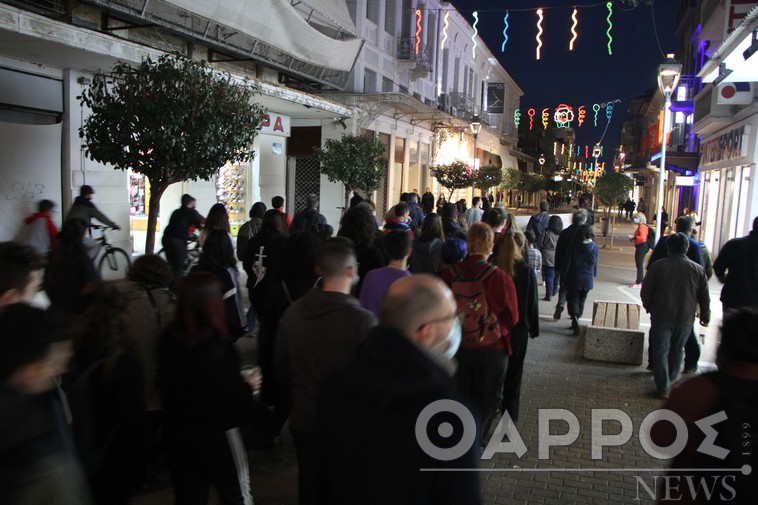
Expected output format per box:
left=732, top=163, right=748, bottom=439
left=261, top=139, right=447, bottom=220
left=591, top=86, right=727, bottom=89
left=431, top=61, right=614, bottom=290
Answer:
left=577, top=105, right=586, bottom=127
left=471, top=11, right=479, bottom=59
left=569, top=8, right=578, bottom=51
left=554, top=104, right=574, bottom=128
left=541, top=108, right=549, bottom=129
left=605, top=102, right=614, bottom=122
left=528, top=108, right=536, bottom=130
left=606, top=2, right=614, bottom=55
left=585, top=146, right=589, bottom=158
left=502, top=12, right=509, bottom=52
left=513, top=108, right=521, bottom=128
left=415, top=9, right=422, bottom=55
left=440, top=11, right=449, bottom=50
left=536, top=9, right=544, bottom=60
left=592, top=103, right=601, bottom=126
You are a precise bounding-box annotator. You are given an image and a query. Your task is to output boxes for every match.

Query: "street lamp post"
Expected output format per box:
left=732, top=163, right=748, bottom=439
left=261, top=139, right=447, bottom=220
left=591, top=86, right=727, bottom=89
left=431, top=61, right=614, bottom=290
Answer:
left=656, top=54, right=682, bottom=244
left=591, top=144, right=601, bottom=212
left=470, top=114, right=482, bottom=201
left=538, top=154, right=545, bottom=175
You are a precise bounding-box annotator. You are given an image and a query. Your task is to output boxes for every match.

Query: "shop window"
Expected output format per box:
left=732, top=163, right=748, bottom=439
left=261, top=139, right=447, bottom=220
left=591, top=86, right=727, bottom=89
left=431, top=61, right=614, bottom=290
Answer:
left=216, top=162, right=247, bottom=225
left=129, top=172, right=146, bottom=216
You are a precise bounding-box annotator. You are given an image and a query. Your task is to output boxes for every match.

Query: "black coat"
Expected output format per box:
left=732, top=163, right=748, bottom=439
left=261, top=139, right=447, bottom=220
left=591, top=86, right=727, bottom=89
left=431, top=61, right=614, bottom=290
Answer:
left=315, top=326, right=482, bottom=505
left=713, top=231, right=758, bottom=309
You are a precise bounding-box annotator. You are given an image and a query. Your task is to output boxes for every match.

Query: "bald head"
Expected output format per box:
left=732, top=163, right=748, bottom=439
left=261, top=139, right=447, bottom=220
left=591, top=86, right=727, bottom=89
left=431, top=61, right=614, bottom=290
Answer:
left=380, top=275, right=455, bottom=342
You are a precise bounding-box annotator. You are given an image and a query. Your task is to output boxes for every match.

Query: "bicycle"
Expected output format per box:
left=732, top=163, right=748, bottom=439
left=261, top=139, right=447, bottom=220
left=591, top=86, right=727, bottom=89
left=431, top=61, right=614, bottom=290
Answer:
left=157, top=235, right=202, bottom=276
left=90, top=225, right=131, bottom=280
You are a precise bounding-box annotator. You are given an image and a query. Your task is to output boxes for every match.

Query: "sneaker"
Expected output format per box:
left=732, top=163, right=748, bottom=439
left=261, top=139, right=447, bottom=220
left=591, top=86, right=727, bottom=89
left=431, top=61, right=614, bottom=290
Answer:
left=629, top=283, right=642, bottom=288
left=553, top=305, right=564, bottom=320
left=682, top=367, right=698, bottom=375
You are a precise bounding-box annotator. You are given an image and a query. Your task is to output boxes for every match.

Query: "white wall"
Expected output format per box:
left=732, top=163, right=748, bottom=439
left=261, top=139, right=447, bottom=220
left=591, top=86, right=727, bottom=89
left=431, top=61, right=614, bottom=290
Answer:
left=257, top=134, right=289, bottom=214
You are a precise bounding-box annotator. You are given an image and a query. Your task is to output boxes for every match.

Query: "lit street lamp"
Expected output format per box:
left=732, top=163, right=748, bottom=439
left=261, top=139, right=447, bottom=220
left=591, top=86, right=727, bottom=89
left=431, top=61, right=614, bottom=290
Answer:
left=591, top=144, right=601, bottom=211
left=538, top=154, right=545, bottom=174
left=470, top=114, right=482, bottom=200
left=656, top=54, right=682, bottom=244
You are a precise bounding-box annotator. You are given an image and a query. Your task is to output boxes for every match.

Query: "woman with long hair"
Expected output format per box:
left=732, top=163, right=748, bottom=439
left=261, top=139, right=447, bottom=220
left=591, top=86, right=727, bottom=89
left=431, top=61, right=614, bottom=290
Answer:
left=541, top=215, right=564, bottom=301
left=67, top=281, right=146, bottom=505
left=191, top=229, right=247, bottom=341
left=493, top=231, right=539, bottom=424
left=409, top=212, right=445, bottom=275
left=338, top=202, right=385, bottom=293
left=158, top=273, right=260, bottom=505
left=199, top=203, right=231, bottom=247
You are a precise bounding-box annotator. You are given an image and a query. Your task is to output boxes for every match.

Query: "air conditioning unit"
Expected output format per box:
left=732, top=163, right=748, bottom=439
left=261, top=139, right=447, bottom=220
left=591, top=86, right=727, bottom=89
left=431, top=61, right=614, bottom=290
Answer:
left=437, top=93, right=450, bottom=111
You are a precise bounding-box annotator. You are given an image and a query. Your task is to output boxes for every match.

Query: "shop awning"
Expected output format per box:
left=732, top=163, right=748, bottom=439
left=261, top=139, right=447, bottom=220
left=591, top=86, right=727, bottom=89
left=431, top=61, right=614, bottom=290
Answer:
left=650, top=150, right=700, bottom=172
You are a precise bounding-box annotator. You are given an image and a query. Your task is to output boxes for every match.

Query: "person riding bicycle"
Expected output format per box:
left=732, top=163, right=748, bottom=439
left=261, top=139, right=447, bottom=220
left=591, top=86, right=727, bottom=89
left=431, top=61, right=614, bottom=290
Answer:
left=162, top=194, right=206, bottom=288
left=65, top=185, right=120, bottom=258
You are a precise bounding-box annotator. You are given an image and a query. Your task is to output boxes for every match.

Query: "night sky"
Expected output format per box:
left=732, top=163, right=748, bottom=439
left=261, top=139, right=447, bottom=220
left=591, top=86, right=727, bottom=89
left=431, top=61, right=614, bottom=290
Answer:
left=449, top=0, right=681, bottom=163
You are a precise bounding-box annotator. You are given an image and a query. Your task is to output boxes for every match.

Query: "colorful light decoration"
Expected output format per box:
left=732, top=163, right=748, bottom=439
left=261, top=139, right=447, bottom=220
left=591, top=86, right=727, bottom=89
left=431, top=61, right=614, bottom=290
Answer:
left=415, top=9, right=422, bottom=56
left=501, top=12, right=509, bottom=52
left=513, top=108, right=521, bottom=128
left=440, top=11, right=449, bottom=50
left=541, top=108, right=549, bottom=129
left=471, top=11, right=479, bottom=59
left=577, top=146, right=581, bottom=157
left=605, top=102, right=614, bottom=122
left=528, top=108, right=536, bottom=130
left=592, top=103, right=600, bottom=126
left=561, top=144, right=565, bottom=155
left=569, top=8, right=578, bottom=51
left=606, top=3, right=613, bottom=55
left=577, top=105, right=586, bottom=127
left=536, top=9, right=544, bottom=60
left=585, top=146, right=589, bottom=158
left=554, top=104, right=574, bottom=128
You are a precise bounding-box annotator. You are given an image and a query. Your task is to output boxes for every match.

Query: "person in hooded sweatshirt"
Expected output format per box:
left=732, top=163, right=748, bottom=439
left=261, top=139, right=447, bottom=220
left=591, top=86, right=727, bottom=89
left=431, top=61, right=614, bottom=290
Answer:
left=275, top=237, right=376, bottom=504
left=409, top=213, right=445, bottom=275
left=560, top=224, right=599, bottom=336
left=15, top=199, right=58, bottom=258
left=314, top=274, right=481, bottom=505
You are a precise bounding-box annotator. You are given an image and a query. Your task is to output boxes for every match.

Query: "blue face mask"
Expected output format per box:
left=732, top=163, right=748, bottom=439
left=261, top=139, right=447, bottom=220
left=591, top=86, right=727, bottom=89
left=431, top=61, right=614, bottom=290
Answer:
left=442, top=317, right=462, bottom=360
left=633, top=218, right=640, bottom=224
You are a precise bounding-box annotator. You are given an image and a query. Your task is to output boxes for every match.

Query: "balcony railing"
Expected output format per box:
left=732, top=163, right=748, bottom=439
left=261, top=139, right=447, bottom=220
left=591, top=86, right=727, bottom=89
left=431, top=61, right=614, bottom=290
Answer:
left=11, top=0, right=67, bottom=14
left=396, top=38, right=432, bottom=73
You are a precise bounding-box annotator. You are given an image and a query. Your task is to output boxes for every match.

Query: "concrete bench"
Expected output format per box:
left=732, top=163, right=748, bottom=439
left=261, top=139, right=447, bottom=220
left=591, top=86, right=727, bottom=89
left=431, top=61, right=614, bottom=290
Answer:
left=583, top=301, right=645, bottom=365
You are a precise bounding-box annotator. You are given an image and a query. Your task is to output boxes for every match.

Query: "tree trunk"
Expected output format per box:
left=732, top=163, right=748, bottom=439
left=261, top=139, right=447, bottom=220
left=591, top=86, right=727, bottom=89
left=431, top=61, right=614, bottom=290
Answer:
left=145, top=180, right=167, bottom=254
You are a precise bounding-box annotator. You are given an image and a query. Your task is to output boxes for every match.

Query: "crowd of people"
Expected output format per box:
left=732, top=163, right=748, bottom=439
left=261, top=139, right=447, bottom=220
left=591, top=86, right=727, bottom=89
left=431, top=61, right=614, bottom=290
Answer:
left=2, top=184, right=757, bottom=505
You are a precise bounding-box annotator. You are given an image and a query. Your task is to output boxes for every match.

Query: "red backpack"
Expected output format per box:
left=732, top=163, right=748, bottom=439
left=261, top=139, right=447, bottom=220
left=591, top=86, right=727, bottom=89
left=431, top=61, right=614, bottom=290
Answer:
left=451, top=261, right=502, bottom=348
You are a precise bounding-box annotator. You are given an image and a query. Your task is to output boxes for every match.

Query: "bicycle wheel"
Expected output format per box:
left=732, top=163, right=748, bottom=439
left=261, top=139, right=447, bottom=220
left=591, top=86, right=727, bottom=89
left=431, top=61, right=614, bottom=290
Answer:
left=99, top=247, right=131, bottom=281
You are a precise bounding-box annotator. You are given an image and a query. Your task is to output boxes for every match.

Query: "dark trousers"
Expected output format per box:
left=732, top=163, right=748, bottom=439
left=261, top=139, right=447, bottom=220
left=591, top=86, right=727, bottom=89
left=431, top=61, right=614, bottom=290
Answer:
left=501, top=326, right=528, bottom=424
left=292, top=431, right=319, bottom=505
left=166, top=427, right=252, bottom=505
left=566, top=289, right=589, bottom=328
left=162, top=235, right=186, bottom=288
left=255, top=307, right=280, bottom=406
left=634, top=244, right=647, bottom=284
left=683, top=327, right=700, bottom=371
left=455, top=348, right=509, bottom=438
left=543, top=266, right=559, bottom=298
left=556, top=283, right=568, bottom=308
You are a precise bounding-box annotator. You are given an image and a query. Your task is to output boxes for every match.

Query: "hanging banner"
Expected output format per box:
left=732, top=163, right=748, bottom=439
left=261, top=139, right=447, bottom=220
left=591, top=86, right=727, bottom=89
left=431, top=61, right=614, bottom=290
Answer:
left=487, top=83, right=505, bottom=114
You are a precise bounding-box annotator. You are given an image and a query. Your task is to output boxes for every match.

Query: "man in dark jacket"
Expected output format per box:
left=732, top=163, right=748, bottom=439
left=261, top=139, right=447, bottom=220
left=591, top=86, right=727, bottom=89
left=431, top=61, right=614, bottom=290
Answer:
left=161, top=194, right=205, bottom=287
left=290, top=194, right=327, bottom=234
left=525, top=200, right=550, bottom=251
left=641, top=233, right=710, bottom=399
left=406, top=193, right=425, bottom=229
left=648, top=216, right=703, bottom=373
left=276, top=237, right=376, bottom=504
left=553, top=209, right=588, bottom=320
left=713, top=216, right=758, bottom=312
left=315, top=274, right=482, bottom=505
left=421, top=187, right=435, bottom=215
left=66, top=185, right=120, bottom=259
left=440, top=202, right=467, bottom=240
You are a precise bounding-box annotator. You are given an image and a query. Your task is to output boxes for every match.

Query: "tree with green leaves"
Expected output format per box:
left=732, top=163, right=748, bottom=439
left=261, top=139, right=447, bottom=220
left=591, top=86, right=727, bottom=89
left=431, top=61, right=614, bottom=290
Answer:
left=79, top=54, right=264, bottom=253
left=499, top=168, right=523, bottom=190
left=594, top=171, right=634, bottom=214
left=430, top=159, right=474, bottom=199
left=474, top=165, right=503, bottom=193
left=314, top=134, right=388, bottom=210
left=522, top=172, right=547, bottom=194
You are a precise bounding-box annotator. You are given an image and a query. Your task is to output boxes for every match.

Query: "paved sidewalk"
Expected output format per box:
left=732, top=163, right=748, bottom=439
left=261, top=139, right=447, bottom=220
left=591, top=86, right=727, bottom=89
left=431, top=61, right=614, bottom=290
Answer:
left=135, top=218, right=725, bottom=505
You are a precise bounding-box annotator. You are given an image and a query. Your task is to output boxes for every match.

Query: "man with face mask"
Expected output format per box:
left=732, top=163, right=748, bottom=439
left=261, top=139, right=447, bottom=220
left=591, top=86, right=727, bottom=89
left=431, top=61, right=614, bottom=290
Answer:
left=275, top=237, right=377, bottom=504
left=314, top=274, right=482, bottom=505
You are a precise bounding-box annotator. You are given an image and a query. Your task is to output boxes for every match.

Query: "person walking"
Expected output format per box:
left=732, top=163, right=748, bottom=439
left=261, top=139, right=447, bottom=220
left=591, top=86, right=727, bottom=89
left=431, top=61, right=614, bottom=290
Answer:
left=337, top=203, right=385, bottom=295
left=236, top=202, right=266, bottom=263
left=290, top=194, right=327, bottom=234
left=157, top=273, right=261, bottom=505
left=409, top=213, right=445, bottom=275
left=275, top=238, right=376, bottom=504
left=629, top=212, right=652, bottom=287
left=359, top=231, right=412, bottom=317
left=198, top=203, right=232, bottom=247
left=560, top=224, right=599, bottom=336
left=271, top=196, right=292, bottom=230
left=640, top=233, right=710, bottom=399
left=713, top=216, right=758, bottom=312
left=421, top=187, right=435, bottom=215
left=15, top=199, right=58, bottom=258
left=161, top=194, right=205, bottom=287
left=314, top=275, right=482, bottom=505
left=553, top=209, right=588, bottom=321
left=540, top=215, right=563, bottom=301
left=525, top=200, right=550, bottom=250
left=464, top=197, right=484, bottom=226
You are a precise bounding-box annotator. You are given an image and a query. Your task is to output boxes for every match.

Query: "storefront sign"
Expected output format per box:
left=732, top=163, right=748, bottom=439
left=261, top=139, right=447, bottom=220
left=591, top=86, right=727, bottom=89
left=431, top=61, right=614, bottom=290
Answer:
left=259, top=113, right=291, bottom=137
left=675, top=176, right=695, bottom=186
left=700, top=125, right=748, bottom=164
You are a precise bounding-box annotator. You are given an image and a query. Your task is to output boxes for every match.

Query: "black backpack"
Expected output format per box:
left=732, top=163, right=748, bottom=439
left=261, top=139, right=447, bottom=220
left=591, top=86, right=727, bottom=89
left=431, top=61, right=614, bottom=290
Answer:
left=646, top=226, right=656, bottom=251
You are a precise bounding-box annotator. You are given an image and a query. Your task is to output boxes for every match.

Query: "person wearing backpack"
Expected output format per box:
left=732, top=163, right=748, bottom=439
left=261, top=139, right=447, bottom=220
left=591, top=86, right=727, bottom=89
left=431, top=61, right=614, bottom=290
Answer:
left=440, top=223, right=519, bottom=438
left=629, top=212, right=652, bottom=288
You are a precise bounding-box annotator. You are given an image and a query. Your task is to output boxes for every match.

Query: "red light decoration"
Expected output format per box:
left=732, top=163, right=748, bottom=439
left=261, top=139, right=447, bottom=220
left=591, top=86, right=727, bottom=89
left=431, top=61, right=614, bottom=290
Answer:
left=415, top=9, right=422, bottom=55
left=528, top=108, right=536, bottom=130
left=536, top=9, right=544, bottom=60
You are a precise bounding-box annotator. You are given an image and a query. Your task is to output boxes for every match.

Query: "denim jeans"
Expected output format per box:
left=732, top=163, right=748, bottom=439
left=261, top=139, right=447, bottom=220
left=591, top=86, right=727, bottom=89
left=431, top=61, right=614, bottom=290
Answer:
left=649, top=318, right=691, bottom=394
left=543, top=266, right=559, bottom=298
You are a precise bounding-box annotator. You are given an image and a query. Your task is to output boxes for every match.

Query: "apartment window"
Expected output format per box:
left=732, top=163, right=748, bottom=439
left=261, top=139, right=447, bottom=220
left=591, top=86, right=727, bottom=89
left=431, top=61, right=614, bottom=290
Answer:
left=367, top=0, right=380, bottom=24
left=384, top=0, right=395, bottom=33
left=364, top=69, right=377, bottom=93
left=382, top=77, right=394, bottom=92
left=468, top=68, right=475, bottom=99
